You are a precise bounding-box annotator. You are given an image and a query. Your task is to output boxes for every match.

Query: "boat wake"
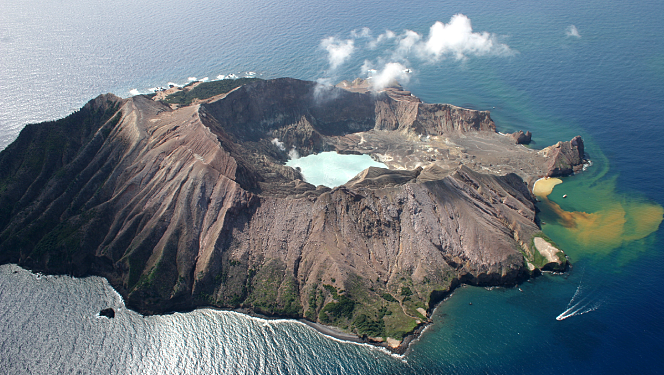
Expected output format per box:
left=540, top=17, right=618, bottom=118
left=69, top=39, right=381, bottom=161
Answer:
left=556, top=274, right=602, bottom=321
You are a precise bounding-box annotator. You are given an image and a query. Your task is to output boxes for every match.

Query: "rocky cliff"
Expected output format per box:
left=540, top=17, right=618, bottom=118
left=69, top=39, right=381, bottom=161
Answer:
left=0, top=78, right=576, bottom=349
left=538, top=135, right=586, bottom=177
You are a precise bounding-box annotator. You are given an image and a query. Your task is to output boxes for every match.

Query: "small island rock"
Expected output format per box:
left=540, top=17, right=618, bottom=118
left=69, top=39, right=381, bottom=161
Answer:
left=510, top=130, right=532, bottom=144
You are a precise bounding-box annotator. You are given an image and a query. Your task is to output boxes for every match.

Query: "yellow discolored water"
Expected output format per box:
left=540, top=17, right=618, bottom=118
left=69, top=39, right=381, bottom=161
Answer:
left=532, top=177, right=563, bottom=198
left=534, top=175, right=663, bottom=261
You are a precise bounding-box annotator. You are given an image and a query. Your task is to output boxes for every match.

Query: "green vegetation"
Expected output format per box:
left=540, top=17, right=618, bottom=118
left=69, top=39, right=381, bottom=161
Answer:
left=527, top=232, right=567, bottom=270
left=353, top=313, right=385, bottom=337
left=126, top=248, right=150, bottom=289
left=32, top=220, right=80, bottom=257
left=316, top=273, right=430, bottom=340
left=198, top=292, right=215, bottom=305
left=101, top=112, right=121, bottom=139
left=162, top=78, right=260, bottom=106
left=276, top=276, right=302, bottom=316
left=323, top=284, right=338, bottom=296
left=319, top=294, right=356, bottom=323
left=243, top=259, right=302, bottom=316
left=317, top=283, right=357, bottom=324
left=383, top=310, right=420, bottom=340
left=131, top=235, right=182, bottom=301
left=245, top=259, right=283, bottom=312
left=528, top=247, right=549, bottom=269
left=305, top=285, right=324, bottom=320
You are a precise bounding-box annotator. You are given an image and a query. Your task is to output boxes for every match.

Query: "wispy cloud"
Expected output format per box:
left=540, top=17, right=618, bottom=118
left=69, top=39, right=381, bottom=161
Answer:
left=313, top=77, right=342, bottom=103
left=394, top=30, right=422, bottom=59
left=351, top=27, right=372, bottom=39
left=566, top=25, right=581, bottom=38
left=368, top=30, right=396, bottom=50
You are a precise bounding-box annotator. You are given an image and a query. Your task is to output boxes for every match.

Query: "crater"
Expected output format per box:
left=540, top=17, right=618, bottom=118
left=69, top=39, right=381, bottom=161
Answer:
left=286, top=151, right=387, bottom=188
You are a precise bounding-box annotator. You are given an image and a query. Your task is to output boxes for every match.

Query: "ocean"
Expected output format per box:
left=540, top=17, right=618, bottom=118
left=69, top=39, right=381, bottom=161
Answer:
left=1, top=0, right=663, bottom=373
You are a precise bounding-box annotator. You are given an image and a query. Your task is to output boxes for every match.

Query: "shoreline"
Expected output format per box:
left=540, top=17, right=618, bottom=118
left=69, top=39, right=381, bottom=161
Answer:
left=2, top=263, right=435, bottom=355
left=3, top=262, right=533, bottom=356
left=298, top=320, right=366, bottom=343
left=532, top=176, right=563, bottom=198
left=233, top=307, right=424, bottom=355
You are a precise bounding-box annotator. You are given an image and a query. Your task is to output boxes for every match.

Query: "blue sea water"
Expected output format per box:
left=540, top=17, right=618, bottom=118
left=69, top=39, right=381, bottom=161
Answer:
left=1, top=0, right=664, bottom=374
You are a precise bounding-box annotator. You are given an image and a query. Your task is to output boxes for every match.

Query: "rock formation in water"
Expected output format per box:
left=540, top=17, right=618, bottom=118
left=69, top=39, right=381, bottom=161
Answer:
left=510, top=130, right=532, bottom=145
left=538, top=135, right=586, bottom=177
left=0, top=78, right=581, bottom=350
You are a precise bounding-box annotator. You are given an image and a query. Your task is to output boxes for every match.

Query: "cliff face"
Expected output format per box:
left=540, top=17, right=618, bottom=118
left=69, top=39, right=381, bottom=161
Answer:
left=538, top=136, right=586, bottom=177
left=0, top=78, right=570, bottom=345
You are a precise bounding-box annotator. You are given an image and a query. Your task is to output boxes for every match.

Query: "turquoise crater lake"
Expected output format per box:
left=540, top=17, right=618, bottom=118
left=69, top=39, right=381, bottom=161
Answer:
left=286, top=151, right=387, bottom=188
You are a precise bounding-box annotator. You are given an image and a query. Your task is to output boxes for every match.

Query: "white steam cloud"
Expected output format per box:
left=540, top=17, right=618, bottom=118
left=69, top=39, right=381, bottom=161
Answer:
left=368, top=30, right=396, bottom=50
left=351, top=27, right=372, bottom=39
left=566, top=25, right=581, bottom=38
left=394, top=30, right=421, bottom=57
left=313, top=77, right=343, bottom=104
left=371, top=62, right=411, bottom=90
left=271, top=138, right=286, bottom=151
left=288, top=147, right=300, bottom=160
left=421, top=14, right=513, bottom=60
left=321, top=37, right=355, bottom=70
left=318, top=14, right=514, bottom=92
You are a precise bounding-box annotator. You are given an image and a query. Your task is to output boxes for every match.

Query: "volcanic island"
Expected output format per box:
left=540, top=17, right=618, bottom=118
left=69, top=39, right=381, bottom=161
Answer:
left=0, top=77, right=586, bottom=353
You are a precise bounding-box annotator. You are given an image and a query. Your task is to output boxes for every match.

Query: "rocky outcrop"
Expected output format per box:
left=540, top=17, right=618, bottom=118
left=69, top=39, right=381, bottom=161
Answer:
left=532, top=237, right=566, bottom=272
left=510, top=130, right=532, bottom=144
left=538, top=136, right=585, bottom=177
left=0, top=78, right=570, bottom=348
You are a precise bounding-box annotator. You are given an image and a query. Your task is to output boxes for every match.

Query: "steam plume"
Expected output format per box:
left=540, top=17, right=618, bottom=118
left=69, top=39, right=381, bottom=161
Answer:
left=318, top=14, right=514, bottom=91
left=566, top=25, right=581, bottom=38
